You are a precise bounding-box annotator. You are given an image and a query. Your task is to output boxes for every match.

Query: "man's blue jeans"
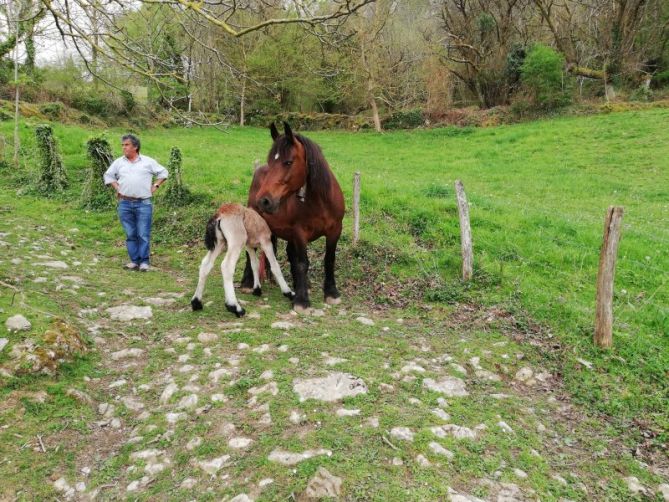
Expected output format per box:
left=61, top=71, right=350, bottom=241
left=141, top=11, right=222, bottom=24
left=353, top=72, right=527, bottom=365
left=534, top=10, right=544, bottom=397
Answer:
left=118, top=199, right=153, bottom=265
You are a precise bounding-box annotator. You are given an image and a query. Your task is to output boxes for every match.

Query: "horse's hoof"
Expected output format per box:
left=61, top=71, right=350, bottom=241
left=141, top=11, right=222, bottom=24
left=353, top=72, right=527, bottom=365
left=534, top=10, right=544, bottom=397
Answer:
left=239, top=287, right=254, bottom=294
left=283, top=291, right=296, bottom=300
left=253, top=287, right=262, bottom=297
left=325, top=296, right=342, bottom=305
left=191, top=298, right=203, bottom=311
left=292, top=304, right=310, bottom=314
left=226, top=304, right=245, bottom=317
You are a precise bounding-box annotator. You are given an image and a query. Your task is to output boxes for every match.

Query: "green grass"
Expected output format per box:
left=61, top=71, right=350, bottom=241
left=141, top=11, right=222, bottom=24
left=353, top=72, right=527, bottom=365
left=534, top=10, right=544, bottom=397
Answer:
left=0, top=109, right=667, bottom=499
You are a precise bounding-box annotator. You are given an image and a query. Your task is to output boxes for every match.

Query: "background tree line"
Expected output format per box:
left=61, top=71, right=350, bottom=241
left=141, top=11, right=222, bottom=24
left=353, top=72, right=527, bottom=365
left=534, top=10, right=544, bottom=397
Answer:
left=1, top=0, right=668, bottom=131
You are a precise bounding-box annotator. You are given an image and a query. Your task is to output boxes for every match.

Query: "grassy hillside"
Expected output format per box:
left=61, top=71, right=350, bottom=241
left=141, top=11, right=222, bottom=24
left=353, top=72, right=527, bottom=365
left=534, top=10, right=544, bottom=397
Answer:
left=0, top=110, right=667, bottom=499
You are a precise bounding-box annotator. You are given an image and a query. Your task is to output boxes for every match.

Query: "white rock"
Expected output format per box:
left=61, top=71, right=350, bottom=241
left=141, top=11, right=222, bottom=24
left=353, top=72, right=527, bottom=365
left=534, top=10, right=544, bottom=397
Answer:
left=53, top=477, right=71, bottom=492
left=267, top=448, right=332, bottom=465
left=111, top=348, right=144, bottom=361
left=108, top=379, right=127, bottom=389
left=355, top=316, right=375, bottom=326
left=497, top=421, right=514, bottom=433
left=126, top=481, right=140, bottom=492
left=401, top=362, right=426, bottom=373
left=159, top=383, right=178, bottom=405
left=197, top=332, right=218, bottom=344
left=366, top=417, right=380, bottom=428
left=211, top=394, right=226, bottom=402
left=271, top=321, right=294, bottom=330
left=98, top=403, right=115, bottom=418
left=37, top=261, right=68, bottom=269
left=278, top=345, right=289, bottom=352
left=130, top=449, right=164, bottom=461
left=658, top=484, right=669, bottom=501
left=121, top=396, right=144, bottom=412
left=390, top=427, right=414, bottom=442
left=228, top=437, right=254, bottom=449
left=515, top=367, right=534, bottom=381
left=260, top=370, right=274, bottom=380
left=142, top=297, right=175, bottom=306
left=423, top=376, right=469, bottom=397
left=416, top=454, right=431, bottom=467
left=576, top=358, right=593, bottom=369
left=237, top=343, right=250, bottom=350
left=624, top=476, right=647, bottom=495
left=336, top=408, right=361, bottom=417
left=552, top=474, right=568, bottom=486
left=258, top=478, right=274, bottom=488
left=305, top=467, right=342, bottom=499
left=209, top=368, right=232, bottom=383
left=177, top=394, right=198, bottom=410
left=180, top=478, right=197, bottom=489
left=429, top=442, right=454, bottom=459
left=106, top=305, right=153, bottom=321
left=253, top=344, right=270, bottom=354
left=165, top=412, right=186, bottom=424
left=450, top=363, right=468, bottom=374
left=229, top=495, right=253, bottom=502
left=197, top=455, right=230, bottom=475
left=178, top=365, right=195, bottom=373
left=513, top=468, right=528, bottom=479
left=324, top=356, right=347, bottom=366
left=431, top=408, right=451, bottom=421
left=186, top=437, right=202, bottom=450
left=293, top=372, right=367, bottom=402
left=431, top=424, right=478, bottom=440
left=289, top=410, right=306, bottom=424
left=6, top=315, right=31, bottom=332
left=392, top=457, right=403, bottom=466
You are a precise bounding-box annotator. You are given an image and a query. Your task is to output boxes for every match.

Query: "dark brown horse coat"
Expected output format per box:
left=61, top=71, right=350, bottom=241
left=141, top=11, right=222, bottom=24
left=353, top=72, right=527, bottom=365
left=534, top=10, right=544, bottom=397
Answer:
left=242, top=122, right=345, bottom=310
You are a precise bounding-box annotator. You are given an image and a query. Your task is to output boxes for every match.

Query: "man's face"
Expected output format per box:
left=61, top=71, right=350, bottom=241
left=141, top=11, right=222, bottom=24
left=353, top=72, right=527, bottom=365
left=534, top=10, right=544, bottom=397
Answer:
left=122, top=140, right=138, bottom=158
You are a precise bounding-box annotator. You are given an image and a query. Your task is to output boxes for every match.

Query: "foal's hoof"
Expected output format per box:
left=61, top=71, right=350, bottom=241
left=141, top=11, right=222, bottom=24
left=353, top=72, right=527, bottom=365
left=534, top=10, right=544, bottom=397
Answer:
left=325, top=296, right=342, bottom=305
left=283, top=291, right=296, bottom=300
left=191, top=298, right=203, bottom=311
left=252, top=287, right=262, bottom=297
left=226, top=304, right=246, bottom=318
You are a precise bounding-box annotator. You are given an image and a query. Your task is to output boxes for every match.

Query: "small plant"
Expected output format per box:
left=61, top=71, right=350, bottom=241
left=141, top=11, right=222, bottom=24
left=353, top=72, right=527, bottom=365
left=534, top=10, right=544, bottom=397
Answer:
left=162, top=146, right=192, bottom=206
left=35, top=124, right=68, bottom=195
left=383, top=109, right=425, bottom=129
left=39, top=102, right=64, bottom=120
left=81, top=136, right=115, bottom=210
left=521, top=44, right=571, bottom=110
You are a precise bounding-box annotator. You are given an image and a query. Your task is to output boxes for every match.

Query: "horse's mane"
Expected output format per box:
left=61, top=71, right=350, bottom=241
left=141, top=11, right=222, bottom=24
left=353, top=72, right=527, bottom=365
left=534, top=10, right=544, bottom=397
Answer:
left=268, top=133, right=332, bottom=201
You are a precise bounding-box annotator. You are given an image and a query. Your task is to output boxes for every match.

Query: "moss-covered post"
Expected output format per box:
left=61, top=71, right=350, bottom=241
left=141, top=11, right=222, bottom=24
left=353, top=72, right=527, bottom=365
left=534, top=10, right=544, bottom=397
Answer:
left=82, top=137, right=114, bottom=210
left=35, top=124, right=68, bottom=194
left=162, top=146, right=191, bottom=206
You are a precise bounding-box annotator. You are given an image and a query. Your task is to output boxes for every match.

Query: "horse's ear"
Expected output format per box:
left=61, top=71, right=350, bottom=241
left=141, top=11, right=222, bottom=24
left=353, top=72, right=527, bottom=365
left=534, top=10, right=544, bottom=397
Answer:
left=269, top=123, right=280, bottom=141
left=283, top=122, right=294, bottom=143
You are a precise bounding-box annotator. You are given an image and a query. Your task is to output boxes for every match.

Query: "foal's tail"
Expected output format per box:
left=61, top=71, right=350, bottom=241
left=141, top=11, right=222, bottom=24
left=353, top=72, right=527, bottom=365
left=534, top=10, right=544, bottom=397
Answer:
left=204, top=215, right=220, bottom=250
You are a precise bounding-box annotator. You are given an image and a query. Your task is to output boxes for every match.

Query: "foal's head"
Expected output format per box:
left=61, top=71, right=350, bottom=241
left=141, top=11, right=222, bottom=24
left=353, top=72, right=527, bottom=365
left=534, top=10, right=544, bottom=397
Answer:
left=256, top=122, right=308, bottom=214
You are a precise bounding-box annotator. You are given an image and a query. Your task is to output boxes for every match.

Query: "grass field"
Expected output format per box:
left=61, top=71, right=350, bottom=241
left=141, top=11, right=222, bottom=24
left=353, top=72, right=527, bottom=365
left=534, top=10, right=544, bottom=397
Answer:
left=0, top=109, right=667, bottom=499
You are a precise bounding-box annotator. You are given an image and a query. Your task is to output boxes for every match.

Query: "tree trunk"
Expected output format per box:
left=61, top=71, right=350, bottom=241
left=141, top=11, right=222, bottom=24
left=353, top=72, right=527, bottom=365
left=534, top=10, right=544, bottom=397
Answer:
left=239, top=76, right=246, bottom=127
left=11, top=0, right=20, bottom=167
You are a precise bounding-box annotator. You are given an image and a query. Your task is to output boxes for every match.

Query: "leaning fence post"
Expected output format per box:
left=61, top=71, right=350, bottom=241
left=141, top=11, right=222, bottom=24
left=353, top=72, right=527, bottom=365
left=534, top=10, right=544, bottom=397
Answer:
left=253, top=159, right=260, bottom=171
left=353, top=171, right=361, bottom=245
left=455, top=180, right=473, bottom=281
left=594, top=206, right=624, bottom=348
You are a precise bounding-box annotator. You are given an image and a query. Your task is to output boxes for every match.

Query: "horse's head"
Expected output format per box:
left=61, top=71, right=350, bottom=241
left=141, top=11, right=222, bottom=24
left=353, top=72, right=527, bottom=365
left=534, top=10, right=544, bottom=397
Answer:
left=255, top=122, right=308, bottom=214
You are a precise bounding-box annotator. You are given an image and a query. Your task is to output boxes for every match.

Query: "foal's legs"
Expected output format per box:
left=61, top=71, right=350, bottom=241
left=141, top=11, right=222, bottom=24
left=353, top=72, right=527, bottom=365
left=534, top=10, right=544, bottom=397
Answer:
left=261, top=239, right=294, bottom=300
left=191, top=243, right=224, bottom=310
left=246, top=246, right=262, bottom=296
left=323, top=230, right=342, bottom=305
left=221, top=236, right=245, bottom=317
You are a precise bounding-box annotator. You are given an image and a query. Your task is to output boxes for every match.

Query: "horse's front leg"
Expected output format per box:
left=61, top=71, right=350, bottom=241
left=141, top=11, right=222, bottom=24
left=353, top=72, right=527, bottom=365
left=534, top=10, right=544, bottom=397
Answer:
left=324, top=231, right=342, bottom=305
left=287, top=240, right=310, bottom=312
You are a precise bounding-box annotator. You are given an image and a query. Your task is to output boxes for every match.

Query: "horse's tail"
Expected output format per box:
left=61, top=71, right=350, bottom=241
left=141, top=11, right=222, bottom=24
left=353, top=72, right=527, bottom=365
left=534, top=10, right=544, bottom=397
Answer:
left=204, top=215, right=220, bottom=250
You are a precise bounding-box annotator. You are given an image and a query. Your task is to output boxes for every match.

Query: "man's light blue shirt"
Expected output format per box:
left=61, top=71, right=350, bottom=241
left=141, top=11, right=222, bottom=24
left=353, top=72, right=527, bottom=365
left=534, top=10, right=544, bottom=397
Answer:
left=104, top=154, right=168, bottom=199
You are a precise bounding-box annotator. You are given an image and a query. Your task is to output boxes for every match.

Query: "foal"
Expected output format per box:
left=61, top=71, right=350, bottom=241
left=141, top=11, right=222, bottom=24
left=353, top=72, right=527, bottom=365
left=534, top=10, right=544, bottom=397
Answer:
left=191, top=203, right=294, bottom=317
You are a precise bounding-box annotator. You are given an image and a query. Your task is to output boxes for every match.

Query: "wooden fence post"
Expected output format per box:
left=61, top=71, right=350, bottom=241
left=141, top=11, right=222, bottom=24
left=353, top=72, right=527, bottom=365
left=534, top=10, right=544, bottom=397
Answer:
left=253, top=159, right=260, bottom=171
left=353, top=171, right=361, bottom=245
left=455, top=180, right=473, bottom=281
left=594, top=206, right=624, bottom=348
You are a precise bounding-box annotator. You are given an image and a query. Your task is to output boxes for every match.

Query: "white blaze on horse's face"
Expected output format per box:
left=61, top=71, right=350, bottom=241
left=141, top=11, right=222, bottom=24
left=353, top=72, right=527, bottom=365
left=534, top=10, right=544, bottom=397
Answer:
left=274, top=153, right=279, bottom=160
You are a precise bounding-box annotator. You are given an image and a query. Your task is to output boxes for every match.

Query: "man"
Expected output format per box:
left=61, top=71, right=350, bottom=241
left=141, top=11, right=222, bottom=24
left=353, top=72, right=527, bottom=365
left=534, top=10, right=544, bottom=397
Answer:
left=104, top=134, right=168, bottom=272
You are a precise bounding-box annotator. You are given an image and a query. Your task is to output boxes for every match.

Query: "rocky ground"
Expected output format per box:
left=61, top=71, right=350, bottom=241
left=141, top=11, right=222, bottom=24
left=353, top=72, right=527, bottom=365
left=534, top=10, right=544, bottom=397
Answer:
left=1, top=215, right=668, bottom=501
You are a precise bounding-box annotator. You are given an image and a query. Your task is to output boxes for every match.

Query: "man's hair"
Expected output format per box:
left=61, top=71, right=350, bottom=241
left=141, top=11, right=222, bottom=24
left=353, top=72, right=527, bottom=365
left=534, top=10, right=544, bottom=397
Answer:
left=122, top=134, right=141, bottom=153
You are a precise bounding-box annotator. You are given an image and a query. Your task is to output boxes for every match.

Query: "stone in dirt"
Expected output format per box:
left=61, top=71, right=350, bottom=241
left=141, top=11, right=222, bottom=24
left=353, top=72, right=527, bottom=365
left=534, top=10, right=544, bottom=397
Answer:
left=657, top=484, right=669, bottom=501
left=6, top=314, right=31, bottom=332
left=355, top=316, right=375, bottom=326
left=390, top=427, right=414, bottom=442
left=416, top=454, right=431, bottom=467
left=271, top=321, right=294, bottom=330
left=293, top=372, right=368, bottom=402
left=197, top=455, right=230, bottom=475
left=159, top=383, right=178, bottom=405
left=268, top=448, right=332, bottom=466
left=197, top=332, right=218, bottom=344
left=209, top=368, right=233, bottom=383
left=624, top=477, right=647, bottom=496
left=431, top=424, right=481, bottom=440
left=177, top=394, right=198, bottom=410
left=186, top=437, right=202, bottom=450
left=229, top=495, right=253, bottom=502
left=180, top=478, right=197, bottom=489
left=431, top=408, right=451, bottom=421
left=106, top=305, right=153, bottom=321
left=305, top=467, right=342, bottom=499
left=423, top=376, right=469, bottom=397
left=111, top=348, right=144, bottom=361
left=37, top=260, right=68, bottom=269
left=447, top=487, right=486, bottom=502
left=66, top=388, right=93, bottom=405
left=336, top=408, right=360, bottom=417
left=429, top=442, right=454, bottom=459
left=142, top=297, right=176, bottom=306
left=228, top=437, right=253, bottom=449
left=122, top=396, right=145, bottom=411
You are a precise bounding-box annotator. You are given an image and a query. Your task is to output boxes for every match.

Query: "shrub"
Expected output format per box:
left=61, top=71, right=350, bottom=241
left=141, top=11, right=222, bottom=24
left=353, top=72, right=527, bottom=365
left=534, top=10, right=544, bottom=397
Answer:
left=39, top=102, right=64, bottom=120
left=81, top=136, right=115, bottom=210
left=72, top=94, right=112, bottom=117
left=652, top=69, right=669, bottom=88
left=161, top=146, right=192, bottom=206
left=521, top=44, right=571, bottom=110
left=382, top=109, right=425, bottom=129
left=629, top=85, right=654, bottom=102
left=35, top=124, right=68, bottom=195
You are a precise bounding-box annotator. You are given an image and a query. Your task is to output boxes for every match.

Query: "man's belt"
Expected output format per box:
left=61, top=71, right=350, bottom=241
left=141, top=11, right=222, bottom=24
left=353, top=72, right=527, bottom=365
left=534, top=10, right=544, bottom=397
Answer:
left=119, top=195, right=149, bottom=201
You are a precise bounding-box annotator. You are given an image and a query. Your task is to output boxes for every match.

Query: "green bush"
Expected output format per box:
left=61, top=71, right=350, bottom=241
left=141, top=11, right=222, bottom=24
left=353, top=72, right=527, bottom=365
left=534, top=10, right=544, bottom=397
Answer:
left=39, top=102, right=64, bottom=120
left=81, top=137, right=115, bottom=210
left=161, top=146, right=192, bottom=206
left=72, top=94, right=112, bottom=117
left=35, top=124, right=68, bottom=195
left=521, top=44, right=571, bottom=110
left=629, top=85, right=654, bottom=102
left=652, top=69, right=669, bottom=88
left=382, top=109, right=425, bottom=130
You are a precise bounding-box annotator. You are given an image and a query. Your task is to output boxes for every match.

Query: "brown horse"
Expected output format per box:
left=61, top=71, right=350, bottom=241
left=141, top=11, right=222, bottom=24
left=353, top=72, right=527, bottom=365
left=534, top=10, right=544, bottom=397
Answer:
left=241, top=122, right=345, bottom=311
